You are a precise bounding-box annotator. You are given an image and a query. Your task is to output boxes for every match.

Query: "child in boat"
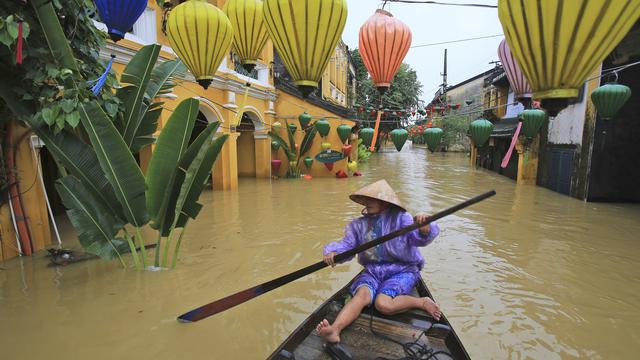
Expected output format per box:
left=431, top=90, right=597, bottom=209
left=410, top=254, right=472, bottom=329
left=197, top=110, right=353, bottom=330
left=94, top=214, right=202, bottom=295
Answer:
left=316, top=179, right=442, bottom=344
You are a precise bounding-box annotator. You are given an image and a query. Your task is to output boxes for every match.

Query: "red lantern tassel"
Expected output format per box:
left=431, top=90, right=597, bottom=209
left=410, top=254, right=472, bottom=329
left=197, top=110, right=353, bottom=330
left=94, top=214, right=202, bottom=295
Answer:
left=16, top=22, right=23, bottom=65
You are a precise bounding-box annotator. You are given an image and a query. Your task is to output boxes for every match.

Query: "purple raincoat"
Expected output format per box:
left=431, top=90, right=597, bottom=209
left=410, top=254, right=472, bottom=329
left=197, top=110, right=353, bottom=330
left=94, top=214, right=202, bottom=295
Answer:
left=324, top=208, right=439, bottom=300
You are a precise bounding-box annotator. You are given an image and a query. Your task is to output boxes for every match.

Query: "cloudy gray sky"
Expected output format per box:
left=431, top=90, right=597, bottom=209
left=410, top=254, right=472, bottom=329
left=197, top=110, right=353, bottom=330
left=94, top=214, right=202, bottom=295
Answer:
left=342, top=0, right=503, bottom=102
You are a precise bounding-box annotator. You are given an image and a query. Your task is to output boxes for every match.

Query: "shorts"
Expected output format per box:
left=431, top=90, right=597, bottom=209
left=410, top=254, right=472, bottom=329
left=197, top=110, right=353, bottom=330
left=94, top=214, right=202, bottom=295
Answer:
left=350, top=268, right=420, bottom=305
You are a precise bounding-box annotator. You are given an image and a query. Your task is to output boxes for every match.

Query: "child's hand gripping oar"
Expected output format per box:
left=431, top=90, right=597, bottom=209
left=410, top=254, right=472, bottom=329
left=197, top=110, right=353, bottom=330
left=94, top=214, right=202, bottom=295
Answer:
left=177, top=190, right=496, bottom=323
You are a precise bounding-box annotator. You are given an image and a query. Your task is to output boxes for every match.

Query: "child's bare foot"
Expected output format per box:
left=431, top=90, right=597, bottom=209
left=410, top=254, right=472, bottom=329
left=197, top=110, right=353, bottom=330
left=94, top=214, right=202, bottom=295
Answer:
left=422, top=297, right=442, bottom=320
left=316, top=319, right=341, bottom=343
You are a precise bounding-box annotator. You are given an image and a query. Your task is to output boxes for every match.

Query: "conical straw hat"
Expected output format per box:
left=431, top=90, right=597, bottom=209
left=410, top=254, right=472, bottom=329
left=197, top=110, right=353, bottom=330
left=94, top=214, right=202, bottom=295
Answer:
left=349, top=179, right=405, bottom=212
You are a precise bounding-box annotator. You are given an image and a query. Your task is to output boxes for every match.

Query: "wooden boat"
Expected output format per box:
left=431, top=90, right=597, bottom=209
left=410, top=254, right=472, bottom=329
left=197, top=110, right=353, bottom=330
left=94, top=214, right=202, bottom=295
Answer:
left=267, top=272, right=471, bottom=360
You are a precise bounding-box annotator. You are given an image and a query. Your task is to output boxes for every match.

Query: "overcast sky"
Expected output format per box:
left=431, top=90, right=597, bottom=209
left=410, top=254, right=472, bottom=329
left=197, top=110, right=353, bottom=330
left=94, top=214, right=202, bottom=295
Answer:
left=342, top=0, right=503, bottom=102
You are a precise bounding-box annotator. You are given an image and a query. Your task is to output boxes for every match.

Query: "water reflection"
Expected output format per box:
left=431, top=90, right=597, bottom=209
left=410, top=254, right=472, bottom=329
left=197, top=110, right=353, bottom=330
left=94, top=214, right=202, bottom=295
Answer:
left=1, top=147, right=639, bottom=359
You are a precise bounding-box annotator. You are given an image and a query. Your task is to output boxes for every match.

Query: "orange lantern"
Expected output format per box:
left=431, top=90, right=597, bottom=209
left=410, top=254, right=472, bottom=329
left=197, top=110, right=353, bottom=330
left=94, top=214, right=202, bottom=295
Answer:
left=358, top=9, right=412, bottom=94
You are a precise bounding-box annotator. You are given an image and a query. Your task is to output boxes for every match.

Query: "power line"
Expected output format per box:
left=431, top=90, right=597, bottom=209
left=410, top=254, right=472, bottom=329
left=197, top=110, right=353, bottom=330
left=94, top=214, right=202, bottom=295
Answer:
left=411, top=34, right=503, bottom=49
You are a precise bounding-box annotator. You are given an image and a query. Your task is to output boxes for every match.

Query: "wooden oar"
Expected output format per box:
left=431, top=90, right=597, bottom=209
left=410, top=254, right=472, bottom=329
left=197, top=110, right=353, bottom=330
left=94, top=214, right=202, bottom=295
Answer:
left=177, top=190, right=496, bottom=323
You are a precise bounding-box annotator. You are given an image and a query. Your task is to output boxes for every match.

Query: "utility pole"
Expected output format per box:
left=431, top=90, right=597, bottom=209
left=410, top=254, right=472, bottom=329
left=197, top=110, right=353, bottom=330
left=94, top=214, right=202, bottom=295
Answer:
left=440, top=49, right=448, bottom=104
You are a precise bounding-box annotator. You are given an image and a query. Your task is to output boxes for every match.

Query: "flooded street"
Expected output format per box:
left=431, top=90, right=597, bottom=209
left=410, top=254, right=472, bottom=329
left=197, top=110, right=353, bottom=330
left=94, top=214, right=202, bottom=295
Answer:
left=1, top=147, right=639, bottom=359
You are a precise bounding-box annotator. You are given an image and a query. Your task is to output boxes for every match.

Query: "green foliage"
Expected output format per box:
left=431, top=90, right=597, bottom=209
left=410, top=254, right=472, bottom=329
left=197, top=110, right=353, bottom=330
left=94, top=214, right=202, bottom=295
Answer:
left=357, top=139, right=372, bottom=163
left=55, top=176, right=128, bottom=263
left=0, top=7, right=225, bottom=269
left=350, top=49, right=422, bottom=119
left=0, top=0, right=121, bottom=133
left=441, top=115, right=474, bottom=150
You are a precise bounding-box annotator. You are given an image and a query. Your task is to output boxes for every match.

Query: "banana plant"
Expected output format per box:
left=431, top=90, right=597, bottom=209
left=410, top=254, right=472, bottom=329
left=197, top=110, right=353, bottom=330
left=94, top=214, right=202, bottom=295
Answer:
left=268, top=119, right=317, bottom=178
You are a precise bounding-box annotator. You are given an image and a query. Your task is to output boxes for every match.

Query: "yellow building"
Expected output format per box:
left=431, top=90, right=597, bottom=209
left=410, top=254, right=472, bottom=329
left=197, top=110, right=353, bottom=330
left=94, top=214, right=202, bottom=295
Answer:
left=0, top=0, right=357, bottom=260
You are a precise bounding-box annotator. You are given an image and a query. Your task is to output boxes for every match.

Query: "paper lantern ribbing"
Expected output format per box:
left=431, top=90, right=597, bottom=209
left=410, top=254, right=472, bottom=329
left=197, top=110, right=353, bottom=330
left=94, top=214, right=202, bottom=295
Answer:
left=337, top=124, right=352, bottom=144
left=167, top=0, right=233, bottom=90
left=497, top=39, right=531, bottom=102
left=263, top=0, right=347, bottom=97
left=423, top=128, right=443, bottom=153
left=94, top=0, right=147, bottom=42
left=390, top=129, right=409, bottom=152
left=359, top=9, right=412, bottom=93
left=498, top=0, right=640, bottom=115
left=591, top=83, right=632, bottom=120
left=298, top=112, right=312, bottom=129
left=469, top=119, right=493, bottom=147
left=520, top=109, right=547, bottom=140
left=315, top=119, right=331, bottom=137
left=223, top=0, right=270, bottom=73
left=359, top=127, right=375, bottom=147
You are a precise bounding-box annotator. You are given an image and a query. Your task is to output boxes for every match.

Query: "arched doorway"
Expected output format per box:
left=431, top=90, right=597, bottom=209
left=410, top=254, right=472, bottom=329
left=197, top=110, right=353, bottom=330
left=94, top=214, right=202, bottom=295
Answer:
left=237, top=112, right=257, bottom=177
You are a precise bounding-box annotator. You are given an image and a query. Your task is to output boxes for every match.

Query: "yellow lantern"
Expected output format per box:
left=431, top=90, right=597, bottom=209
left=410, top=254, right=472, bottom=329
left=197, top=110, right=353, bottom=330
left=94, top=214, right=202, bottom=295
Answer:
left=498, top=0, right=640, bottom=115
left=223, top=0, right=270, bottom=73
left=263, top=0, right=347, bottom=97
left=166, top=0, right=234, bottom=89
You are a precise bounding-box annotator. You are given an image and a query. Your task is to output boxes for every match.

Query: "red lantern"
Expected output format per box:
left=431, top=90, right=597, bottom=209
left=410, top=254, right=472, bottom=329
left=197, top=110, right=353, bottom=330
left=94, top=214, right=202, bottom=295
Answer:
left=324, top=162, right=334, bottom=171
left=427, top=121, right=433, bottom=128
left=359, top=9, right=412, bottom=93
left=412, top=111, right=416, bottom=116
left=359, top=106, right=364, bottom=112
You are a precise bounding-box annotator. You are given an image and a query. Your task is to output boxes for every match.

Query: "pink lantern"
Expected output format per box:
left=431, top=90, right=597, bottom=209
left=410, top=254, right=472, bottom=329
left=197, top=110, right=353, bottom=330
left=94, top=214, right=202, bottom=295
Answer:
left=498, top=39, right=532, bottom=102
left=271, top=159, right=282, bottom=174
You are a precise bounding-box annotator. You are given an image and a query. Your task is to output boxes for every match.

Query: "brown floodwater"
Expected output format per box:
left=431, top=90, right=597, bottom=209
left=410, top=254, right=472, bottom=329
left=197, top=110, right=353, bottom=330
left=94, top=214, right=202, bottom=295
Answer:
left=1, top=147, right=639, bottom=359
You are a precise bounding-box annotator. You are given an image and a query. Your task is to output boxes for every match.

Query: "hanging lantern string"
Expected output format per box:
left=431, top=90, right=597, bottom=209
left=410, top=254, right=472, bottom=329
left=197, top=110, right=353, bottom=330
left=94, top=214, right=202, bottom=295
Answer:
left=383, top=0, right=497, bottom=8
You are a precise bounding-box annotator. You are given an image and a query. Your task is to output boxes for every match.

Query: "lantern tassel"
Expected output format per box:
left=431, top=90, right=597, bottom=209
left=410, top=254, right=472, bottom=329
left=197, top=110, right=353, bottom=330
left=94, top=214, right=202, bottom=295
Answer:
left=501, top=121, right=522, bottom=169
left=91, top=55, right=115, bottom=95
left=369, top=110, right=383, bottom=152
left=232, top=83, right=251, bottom=128
left=16, top=22, right=23, bottom=65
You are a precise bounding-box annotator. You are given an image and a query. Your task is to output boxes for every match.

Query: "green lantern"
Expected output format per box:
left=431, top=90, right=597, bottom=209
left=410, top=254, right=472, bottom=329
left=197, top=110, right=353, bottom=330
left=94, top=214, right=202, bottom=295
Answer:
left=417, top=109, right=426, bottom=116
left=314, top=118, right=330, bottom=137
left=423, top=127, right=444, bottom=153
left=520, top=109, right=547, bottom=140
left=591, top=83, right=632, bottom=120
left=304, top=156, right=313, bottom=169
left=271, top=141, right=280, bottom=151
left=298, top=111, right=312, bottom=129
left=337, top=124, right=351, bottom=144
left=465, top=99, right=473, bottom=105
left=360, top=127, right=375, bottom=147
left=390, top=128, right=409, bottom=152
left=469, top=119, right=493, bottom=147
left=288, top=123, right=297, bottom=133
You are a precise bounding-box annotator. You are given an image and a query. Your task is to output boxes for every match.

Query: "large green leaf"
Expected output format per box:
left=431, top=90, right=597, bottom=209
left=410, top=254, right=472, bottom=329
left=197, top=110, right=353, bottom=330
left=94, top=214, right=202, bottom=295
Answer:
left=116, top=44, right=161, bottom=151
left=79, top=101, right=149, bottom=227
left=268, top=131, right=293, bottom=160
left=285, top=119, right=296, bottom=160
left=145, top=59, right=184, bottom=101
left=172, top=134, right=228, bottom=229
left=157, top=121, right=220, bottom=235
left=146, top=98, right=199, bottom=228
left=55, top=176, right=128, bottom=260
left=131, top=106, right=162, bottom=151
left=34, top=127, right=124, bottom=222
left=295, top=126, right=317, bottom=168
left=299, top=126, right=317, bottom=158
